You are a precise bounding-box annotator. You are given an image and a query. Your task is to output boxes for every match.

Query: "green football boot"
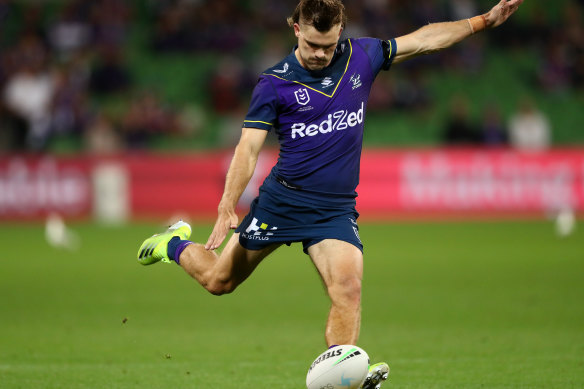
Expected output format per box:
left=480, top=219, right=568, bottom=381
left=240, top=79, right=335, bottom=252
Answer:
left=361, top=362, right=390, bottom=389
left=137, top=221, right=191, bottom=265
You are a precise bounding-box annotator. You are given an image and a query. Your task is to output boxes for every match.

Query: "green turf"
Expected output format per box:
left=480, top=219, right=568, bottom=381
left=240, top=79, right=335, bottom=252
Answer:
left=0, top=220, right=582, bottom=388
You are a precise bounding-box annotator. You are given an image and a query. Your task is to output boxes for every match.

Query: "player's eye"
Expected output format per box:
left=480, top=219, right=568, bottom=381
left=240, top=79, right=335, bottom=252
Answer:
left=306, top=41, right=335, bottom=51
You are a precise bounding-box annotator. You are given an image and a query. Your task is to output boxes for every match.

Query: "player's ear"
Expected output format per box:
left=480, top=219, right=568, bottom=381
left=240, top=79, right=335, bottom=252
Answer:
left=294, top=23, right=301, bottom=38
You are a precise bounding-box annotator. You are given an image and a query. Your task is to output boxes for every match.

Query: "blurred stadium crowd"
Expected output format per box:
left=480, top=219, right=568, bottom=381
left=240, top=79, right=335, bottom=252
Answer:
left=0, top=0, right=583, bottom=153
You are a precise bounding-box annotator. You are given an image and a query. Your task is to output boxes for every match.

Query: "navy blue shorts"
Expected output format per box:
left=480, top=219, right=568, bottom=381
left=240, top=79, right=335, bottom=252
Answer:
left=235, top=188, right=363, bottom=254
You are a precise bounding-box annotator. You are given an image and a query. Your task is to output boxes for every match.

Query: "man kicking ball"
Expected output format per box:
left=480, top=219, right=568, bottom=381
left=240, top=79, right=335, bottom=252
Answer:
left=137, top=1, right=523, bottom=387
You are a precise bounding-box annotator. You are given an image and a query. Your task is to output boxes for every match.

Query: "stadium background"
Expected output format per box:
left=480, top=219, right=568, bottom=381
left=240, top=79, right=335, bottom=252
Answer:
left=1, top=0, right=583, bottom=221
left=1, top=0, right=583, bottom=153
left=0, top=1, right=583, bottom=388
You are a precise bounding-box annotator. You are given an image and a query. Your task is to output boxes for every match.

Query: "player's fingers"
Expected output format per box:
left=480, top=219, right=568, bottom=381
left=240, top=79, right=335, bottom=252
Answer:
left=210, top=233, right=226, bottom=250
left=204, top=231, right=217, bottom=250
left=206, top=230, right=223, bottom=250
left=510, top=0, right=523, bottom=12
left=229, top=214, right=239, bottom=230
left=205, top=221, right=226, bottom=250
left=210, top=216, right=235, bottom=249
left=205, top=212, right=237, bottom=250
left=502, top=0, right=520, bottom=20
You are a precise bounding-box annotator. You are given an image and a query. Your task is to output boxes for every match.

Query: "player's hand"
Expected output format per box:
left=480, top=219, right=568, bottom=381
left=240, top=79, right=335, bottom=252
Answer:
left=205, top=206, right=238, bottom=250
left=485, top=0, right=524, bottom=29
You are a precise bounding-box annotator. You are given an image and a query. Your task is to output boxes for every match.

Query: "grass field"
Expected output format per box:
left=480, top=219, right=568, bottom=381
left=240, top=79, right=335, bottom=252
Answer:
left=1, top=220, right=583, bottom=388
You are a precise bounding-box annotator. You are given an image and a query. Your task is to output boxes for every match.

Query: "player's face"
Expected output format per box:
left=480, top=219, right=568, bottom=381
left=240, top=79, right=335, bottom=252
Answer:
left=294, top=22, right=342, bottom=71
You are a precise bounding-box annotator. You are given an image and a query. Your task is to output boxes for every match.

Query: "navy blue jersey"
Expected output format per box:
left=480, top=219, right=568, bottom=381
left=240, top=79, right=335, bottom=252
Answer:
left=244, top=38, right=397, bottom=205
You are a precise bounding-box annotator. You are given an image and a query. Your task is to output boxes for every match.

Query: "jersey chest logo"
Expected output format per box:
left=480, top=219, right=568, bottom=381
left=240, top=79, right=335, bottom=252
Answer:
left=350, top=73, right=362, bottom=90
left=294, top=88, right=310, bottom=106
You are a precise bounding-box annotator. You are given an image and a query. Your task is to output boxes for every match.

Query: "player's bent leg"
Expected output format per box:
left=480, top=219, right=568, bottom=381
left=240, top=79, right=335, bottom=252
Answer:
left=360, top=362, right=390, bottom=389
left=308, top=239, right=363, bottom=346
left=178, top=233, right=280, bottom=295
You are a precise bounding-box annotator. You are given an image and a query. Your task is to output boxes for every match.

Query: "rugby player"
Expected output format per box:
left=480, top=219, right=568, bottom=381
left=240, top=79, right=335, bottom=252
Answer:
left=137, top=1, right=523, bottom=387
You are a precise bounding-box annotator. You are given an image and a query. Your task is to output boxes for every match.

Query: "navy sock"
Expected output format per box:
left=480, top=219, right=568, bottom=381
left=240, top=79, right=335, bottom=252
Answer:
left=167, top=237, right=193, bottom=265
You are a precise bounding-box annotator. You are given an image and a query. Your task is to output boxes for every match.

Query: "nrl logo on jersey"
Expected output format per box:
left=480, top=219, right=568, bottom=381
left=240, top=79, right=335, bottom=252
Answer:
left=350, top=73, right=362, bottom=90
left=294, top=88, right=310, bottom=105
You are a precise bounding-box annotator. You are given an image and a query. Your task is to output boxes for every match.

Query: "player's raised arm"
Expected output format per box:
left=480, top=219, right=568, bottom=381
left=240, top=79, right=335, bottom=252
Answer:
left=205, top=128, right=268, bottom=250
left=393, top=0, right=523, bottom=64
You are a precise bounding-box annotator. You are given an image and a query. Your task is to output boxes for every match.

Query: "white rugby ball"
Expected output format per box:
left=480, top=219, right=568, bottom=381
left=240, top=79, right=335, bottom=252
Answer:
left=306, top=345, right=369, bottom=389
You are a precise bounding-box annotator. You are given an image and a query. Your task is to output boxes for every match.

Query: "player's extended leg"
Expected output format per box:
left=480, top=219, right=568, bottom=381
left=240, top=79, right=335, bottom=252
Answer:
left=178, top=232, right=280, bottom=295
left=137, top=222, right=279, bottom=295
left=307, top=239, right=363, bottom=346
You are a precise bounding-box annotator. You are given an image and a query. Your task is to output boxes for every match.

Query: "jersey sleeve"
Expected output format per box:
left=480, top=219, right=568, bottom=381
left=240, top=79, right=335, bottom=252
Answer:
left=354, top=37, right=397, bottom=75
left=243, top=76, right=279, bottom=131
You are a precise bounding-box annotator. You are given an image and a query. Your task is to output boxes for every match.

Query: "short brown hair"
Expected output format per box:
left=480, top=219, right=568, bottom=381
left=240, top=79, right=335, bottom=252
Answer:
left=287, top=0, right=347, bottom=32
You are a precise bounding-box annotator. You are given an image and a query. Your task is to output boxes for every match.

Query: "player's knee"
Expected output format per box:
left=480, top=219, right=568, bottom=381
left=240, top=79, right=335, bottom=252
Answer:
left=345, top=277, right=362, bottom=304
left=197, top=263, right=241, bottom=295
left=205, top=278, right=237, bottom=296
left=329, top=276, right=362, bottom=306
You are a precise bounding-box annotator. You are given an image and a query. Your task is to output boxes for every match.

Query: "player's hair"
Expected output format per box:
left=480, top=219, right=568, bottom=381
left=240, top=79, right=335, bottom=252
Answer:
left=287, top=0, right=347, bottom=32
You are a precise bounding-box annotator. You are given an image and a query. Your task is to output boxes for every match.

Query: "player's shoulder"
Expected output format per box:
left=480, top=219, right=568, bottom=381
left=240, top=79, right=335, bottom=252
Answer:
left=350, top=37, right=385, bottom=52
left=349, top=37, right=397, bottom=71
left=262, top=53, right=297, bottom=79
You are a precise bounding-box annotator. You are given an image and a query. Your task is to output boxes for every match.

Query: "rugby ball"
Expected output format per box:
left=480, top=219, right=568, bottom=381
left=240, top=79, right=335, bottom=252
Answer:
left=306, top=345, right=369, bottom=389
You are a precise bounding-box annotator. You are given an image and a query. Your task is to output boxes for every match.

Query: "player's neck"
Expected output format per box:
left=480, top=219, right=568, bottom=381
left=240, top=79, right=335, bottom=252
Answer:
left=294, top=48, right=308, bottom=69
